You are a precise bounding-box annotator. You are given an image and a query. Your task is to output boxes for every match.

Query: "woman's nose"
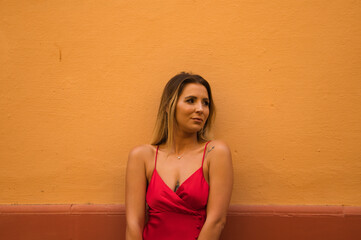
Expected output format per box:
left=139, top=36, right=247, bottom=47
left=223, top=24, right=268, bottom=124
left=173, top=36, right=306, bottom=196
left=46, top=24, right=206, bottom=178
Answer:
left=195, top=103, right=204, bottom=112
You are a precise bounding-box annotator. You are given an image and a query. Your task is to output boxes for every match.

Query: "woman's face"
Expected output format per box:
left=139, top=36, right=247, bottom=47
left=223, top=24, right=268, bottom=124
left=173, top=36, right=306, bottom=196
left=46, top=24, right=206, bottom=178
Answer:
left=175, top=83, right=210, bottom=134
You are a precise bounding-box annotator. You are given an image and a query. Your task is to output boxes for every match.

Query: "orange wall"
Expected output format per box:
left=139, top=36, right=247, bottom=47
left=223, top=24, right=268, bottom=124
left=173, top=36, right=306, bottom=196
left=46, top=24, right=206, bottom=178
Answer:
left=0, top=1, right=360, bottom=205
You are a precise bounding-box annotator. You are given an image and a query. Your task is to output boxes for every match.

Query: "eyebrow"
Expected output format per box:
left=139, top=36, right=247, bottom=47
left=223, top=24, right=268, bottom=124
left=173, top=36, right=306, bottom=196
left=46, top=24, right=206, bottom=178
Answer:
left=184, top=96, right=209, bottom=101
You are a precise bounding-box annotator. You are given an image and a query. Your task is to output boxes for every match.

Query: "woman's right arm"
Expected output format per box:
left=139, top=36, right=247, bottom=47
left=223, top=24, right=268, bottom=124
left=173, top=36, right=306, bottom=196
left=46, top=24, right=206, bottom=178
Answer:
left=125, top=146, right=148, bottom=240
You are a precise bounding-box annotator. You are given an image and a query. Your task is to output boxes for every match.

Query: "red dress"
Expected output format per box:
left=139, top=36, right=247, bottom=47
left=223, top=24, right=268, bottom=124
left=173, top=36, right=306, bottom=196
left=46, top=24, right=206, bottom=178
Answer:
left=143, top=142, right=210, bottom=240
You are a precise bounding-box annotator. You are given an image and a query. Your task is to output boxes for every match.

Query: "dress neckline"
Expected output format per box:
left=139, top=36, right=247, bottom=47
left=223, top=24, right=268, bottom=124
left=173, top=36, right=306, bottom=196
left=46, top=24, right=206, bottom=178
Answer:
left=151, top=141, right=210, bottom=194
left=155, top=167, right=207, bottom=195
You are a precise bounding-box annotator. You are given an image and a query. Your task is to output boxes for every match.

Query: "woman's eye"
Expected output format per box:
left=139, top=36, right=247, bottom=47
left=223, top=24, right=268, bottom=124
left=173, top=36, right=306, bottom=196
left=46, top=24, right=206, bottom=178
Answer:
left=186, top=99, right=194, bottom=103
left=203, top=101, right=209, bottom=106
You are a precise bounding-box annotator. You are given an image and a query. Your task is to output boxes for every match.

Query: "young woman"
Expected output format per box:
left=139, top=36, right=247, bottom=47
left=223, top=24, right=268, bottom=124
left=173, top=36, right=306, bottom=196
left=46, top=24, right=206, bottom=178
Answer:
left=125, top=72, right=233, bottom=240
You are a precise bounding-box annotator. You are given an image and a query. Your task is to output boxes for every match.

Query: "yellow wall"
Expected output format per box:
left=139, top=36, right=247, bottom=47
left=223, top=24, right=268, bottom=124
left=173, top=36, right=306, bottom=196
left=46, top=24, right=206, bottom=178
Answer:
left=1, top=0, right=360, bottom=205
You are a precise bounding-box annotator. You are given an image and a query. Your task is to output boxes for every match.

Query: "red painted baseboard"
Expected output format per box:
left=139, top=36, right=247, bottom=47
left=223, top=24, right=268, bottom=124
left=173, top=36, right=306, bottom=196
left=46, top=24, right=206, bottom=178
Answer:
left=0, top=204, right=360, bottom=240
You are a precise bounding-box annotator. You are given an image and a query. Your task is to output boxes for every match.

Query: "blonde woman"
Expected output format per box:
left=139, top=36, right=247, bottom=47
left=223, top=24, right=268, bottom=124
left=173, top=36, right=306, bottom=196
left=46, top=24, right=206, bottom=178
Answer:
left=126, top=72, right=233, bottom=240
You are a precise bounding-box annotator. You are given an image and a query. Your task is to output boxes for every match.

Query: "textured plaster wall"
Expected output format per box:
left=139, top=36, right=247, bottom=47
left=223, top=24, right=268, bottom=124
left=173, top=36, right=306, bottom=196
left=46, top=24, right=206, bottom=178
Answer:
left=0, top=0, right=360, bottom=205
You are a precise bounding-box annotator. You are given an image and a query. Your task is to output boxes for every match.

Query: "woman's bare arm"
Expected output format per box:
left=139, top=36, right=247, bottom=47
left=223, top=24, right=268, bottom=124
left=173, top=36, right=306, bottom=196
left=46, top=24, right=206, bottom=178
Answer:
left=197, top=140, right=233, bottom=240
left=125, top=145, right=149, bottom=240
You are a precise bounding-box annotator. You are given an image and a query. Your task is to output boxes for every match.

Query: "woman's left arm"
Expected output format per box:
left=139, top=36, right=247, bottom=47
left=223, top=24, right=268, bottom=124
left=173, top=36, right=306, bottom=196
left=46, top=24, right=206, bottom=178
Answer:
left=198, top=141, right=233, bottom=240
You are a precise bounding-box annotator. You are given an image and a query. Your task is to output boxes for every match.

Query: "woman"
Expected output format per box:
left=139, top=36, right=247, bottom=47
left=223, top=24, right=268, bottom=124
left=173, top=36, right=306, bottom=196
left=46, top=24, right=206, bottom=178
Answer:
left=125, top=72, right=233, bottom=240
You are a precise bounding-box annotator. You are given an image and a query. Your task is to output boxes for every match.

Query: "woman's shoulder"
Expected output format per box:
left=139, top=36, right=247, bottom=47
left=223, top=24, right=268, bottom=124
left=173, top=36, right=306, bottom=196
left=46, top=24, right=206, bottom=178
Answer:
left=205, top=140, right=232, bottom=164
left=128, top=144, right=157, bottom=161
left=207, top=139, right=231, bottom=154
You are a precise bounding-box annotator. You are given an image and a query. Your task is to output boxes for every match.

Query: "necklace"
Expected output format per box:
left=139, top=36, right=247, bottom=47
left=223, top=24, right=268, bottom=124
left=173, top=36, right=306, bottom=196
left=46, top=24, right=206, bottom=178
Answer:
left=177, top=155, right=183, bottom=160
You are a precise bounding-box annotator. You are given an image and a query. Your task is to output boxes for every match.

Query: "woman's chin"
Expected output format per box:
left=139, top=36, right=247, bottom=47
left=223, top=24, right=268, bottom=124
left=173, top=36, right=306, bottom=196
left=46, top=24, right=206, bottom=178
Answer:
left=188, top=127, right=203, bottom=134
left=177, top=124, right=204, bottom=134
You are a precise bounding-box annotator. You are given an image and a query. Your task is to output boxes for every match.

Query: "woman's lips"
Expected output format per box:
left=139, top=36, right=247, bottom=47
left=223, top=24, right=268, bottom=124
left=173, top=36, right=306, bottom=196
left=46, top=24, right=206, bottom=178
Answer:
left=192, top=118, right=203, bottom=122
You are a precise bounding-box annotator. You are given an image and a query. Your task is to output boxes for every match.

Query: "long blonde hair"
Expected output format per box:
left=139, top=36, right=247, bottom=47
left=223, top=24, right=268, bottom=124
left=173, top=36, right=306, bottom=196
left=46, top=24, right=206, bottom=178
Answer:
left=151, top=72, right=216, bottom=147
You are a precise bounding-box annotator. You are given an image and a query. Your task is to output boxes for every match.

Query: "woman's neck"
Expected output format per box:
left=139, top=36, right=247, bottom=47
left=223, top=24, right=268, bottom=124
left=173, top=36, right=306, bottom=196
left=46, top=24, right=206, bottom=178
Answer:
left=170, top=130, right=199, bottom=155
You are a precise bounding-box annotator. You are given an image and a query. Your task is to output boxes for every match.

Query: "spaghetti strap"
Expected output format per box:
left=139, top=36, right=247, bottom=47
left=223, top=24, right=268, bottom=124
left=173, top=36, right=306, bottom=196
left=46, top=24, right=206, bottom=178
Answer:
left=201, top=141, right=211, bottom=167
left=154, top=145, right=159, bottom=168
